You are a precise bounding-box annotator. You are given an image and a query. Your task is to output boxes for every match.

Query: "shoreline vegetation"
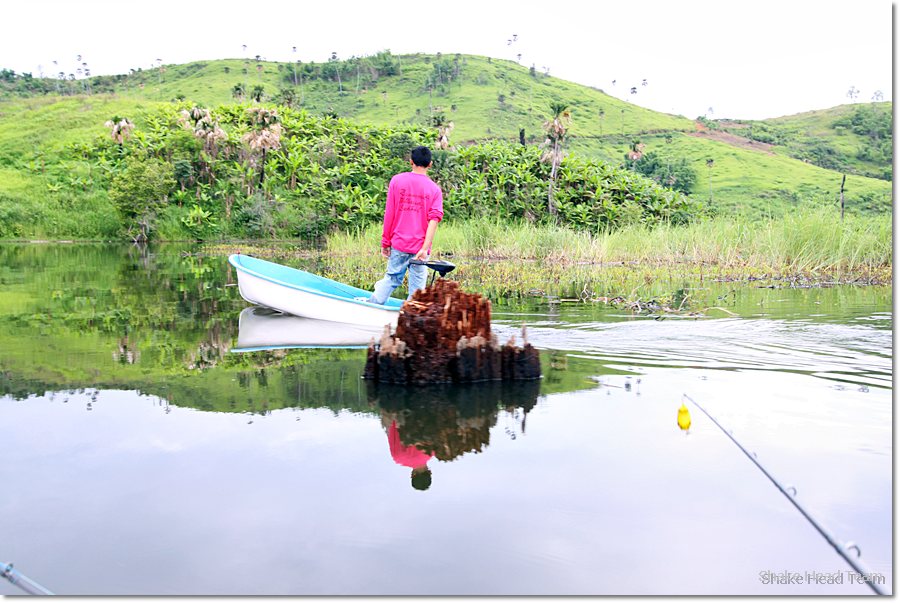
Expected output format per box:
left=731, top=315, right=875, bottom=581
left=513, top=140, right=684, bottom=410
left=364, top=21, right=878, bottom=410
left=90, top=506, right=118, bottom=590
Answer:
left=197, top=208, right=891, bottom=292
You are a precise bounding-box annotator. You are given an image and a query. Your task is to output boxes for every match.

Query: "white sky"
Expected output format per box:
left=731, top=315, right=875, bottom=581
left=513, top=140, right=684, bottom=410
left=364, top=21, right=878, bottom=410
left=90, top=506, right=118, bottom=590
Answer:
left=2, top=0, right=893, bottom=120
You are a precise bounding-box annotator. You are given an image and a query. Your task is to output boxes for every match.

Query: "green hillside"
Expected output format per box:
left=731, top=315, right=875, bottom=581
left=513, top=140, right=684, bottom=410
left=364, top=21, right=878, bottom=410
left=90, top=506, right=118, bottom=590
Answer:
left=3, top=55, right=695, bottom=141
left=713, top=103, right=892, bottom=181
left=0, top=52, right=892, bottom=237
left=571, top=130, right=891, bottom=216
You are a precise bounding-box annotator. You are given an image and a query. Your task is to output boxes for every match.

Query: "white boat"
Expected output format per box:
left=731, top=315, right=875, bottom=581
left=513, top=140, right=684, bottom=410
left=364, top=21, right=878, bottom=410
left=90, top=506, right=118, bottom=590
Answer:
left=233, top=306, right=384, bottom=352
left=228, top=254, right=402, bottom=328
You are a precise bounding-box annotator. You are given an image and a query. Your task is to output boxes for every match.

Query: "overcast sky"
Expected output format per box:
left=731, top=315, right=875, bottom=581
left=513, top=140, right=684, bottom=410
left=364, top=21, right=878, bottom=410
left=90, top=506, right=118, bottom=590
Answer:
left=2, top=0, right=893, bottom=120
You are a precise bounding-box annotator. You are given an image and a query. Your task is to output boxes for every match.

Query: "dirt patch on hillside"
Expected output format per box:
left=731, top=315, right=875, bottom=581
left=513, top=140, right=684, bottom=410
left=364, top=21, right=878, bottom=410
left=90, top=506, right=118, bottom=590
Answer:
left=688, top=122, right=775, bottom=154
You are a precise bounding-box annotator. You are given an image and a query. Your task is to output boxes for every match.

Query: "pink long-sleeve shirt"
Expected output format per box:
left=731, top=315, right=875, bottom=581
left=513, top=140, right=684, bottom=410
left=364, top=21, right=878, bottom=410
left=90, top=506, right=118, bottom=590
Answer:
left=381, top=171, right=444, bottom=254
left=388, top=421, right=433, bottom=469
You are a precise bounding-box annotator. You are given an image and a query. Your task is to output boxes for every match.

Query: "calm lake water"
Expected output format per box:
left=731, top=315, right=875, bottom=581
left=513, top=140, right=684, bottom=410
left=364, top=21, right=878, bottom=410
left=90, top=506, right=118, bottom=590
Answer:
left=0, top=244, right=892, bottom=595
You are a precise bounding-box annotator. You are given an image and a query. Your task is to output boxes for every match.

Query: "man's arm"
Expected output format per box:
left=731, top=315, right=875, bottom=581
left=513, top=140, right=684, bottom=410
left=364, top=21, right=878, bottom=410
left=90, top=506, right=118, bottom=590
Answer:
left=381, top=179, right=397, bottom=257
left=414, top=219, right=440, bottom=260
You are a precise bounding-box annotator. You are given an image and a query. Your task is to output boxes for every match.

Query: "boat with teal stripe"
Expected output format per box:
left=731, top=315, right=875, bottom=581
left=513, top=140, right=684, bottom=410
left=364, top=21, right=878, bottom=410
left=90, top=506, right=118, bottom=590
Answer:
left=228, top=254, right=403, bottom=328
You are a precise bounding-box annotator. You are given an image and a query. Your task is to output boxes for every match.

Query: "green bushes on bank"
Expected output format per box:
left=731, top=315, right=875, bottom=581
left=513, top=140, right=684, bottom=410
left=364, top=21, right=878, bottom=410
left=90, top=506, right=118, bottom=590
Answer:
left=2, top=100, right=703, bottom=241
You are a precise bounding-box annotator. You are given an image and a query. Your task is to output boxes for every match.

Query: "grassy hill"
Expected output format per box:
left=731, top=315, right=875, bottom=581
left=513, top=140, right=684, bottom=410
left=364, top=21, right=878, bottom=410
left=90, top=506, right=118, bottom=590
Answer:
left=714, top=103, right=892, bottom=181
left=0, top=52, right=892, bottom=233
left=7, top=54, right=693, bottom=142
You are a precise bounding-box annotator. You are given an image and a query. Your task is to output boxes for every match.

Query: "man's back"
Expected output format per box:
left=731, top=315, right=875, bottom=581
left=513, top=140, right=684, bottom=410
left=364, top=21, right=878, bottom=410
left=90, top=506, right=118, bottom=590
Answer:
left=382, top=171, right=443, bottom=254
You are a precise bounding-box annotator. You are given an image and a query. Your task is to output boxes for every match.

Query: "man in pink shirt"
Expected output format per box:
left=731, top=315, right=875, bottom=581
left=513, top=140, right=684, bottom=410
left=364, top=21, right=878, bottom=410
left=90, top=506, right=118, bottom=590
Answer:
left=367, top=146, right=444, bottom=305
left=386, top=419, right=434, bottom=491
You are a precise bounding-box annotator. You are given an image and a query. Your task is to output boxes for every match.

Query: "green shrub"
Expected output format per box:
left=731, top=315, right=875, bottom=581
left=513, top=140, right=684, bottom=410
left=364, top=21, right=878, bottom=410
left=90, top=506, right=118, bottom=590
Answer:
left=108, top=156, right=176, bottom=241
left=0, top=194, right=28, bottom=238
left=234, top=193, right=280, bottom=239
left=627, top=151, right=698, bottom=195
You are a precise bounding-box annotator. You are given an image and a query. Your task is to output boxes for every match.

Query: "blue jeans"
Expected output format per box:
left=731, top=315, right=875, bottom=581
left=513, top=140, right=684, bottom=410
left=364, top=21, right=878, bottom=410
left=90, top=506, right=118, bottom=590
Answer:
left=368, top=249, right=428, bottom=305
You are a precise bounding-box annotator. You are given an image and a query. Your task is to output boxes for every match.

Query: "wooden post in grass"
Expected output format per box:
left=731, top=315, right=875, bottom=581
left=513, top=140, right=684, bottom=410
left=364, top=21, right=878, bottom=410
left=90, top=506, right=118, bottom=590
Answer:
left=839, top=174, right=846, bottom=221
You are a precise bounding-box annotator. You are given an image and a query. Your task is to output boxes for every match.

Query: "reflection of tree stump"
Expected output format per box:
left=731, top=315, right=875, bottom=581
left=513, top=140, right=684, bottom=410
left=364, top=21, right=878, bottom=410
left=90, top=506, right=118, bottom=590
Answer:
left=364, top=279, right=541, bottom=384
left=370, top=381, right=541, bottom=463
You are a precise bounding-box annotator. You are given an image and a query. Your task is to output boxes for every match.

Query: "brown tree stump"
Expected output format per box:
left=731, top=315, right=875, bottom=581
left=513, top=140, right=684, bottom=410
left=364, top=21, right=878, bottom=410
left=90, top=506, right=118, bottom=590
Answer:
left=364, top=279, right=541, bottom=384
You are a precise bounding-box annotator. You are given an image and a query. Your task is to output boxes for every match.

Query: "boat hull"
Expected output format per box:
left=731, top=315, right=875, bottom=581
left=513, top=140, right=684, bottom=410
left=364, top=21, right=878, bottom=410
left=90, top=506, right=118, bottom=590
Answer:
left=229, top=254, right=401, bottom=328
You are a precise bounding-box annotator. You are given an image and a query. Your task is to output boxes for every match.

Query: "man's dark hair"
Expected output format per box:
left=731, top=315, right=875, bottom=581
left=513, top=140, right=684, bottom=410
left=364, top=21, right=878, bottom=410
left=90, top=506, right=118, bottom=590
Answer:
left=411, top=467, right=432, bottom=491
left=410, top=146, right=432, bottom=168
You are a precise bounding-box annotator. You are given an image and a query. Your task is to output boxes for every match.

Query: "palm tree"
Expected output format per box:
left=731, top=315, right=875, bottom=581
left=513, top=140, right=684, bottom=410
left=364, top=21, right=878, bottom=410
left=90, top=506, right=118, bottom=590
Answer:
left=232, top=83, right=246, bottom=101
left=242, top=107, right=282, bottom=189
left=432, top=111, right=454, bottom=149
left=179, top=106, right=226, bottom=156
left=251, top=84, right=265, bottom=102
left=541, top=102, right=571, bottom=216
left=83, top=63, right=92, bottom=95
left=627, top=139, right=645, bottom=163
left=329, top=52, right=343, bottom=93
left=291, top=46, right=298, bottom=86
left=297, top=61, right=305, bottom=104
left=104, top=116, right=134, bottom=144
left=706, top=158, right=715, bottom=202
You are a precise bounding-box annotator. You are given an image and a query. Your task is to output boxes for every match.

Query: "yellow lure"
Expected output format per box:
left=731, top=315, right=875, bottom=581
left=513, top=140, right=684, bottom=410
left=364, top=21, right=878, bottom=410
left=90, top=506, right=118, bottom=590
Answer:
left=677, top=403, right=692, bottom=431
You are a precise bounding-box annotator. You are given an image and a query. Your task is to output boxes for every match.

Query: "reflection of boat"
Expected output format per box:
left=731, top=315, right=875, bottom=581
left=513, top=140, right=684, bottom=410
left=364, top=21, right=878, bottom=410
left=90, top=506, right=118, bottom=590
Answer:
left=228, top=254, right=402, bottom=327
left=233, top=306, right=384, bottom=352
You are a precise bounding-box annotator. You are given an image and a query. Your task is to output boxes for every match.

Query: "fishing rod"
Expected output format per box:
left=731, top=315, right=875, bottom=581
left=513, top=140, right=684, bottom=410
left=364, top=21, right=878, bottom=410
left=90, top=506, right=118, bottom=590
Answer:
left=682, top=394, right=887, bottom=596
left=1, top=562, right=54, bottom=596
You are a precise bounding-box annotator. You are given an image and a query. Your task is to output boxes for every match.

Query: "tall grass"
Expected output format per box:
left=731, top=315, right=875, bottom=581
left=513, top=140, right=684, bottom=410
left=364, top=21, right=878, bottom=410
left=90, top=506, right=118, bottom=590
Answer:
left=326, top=208, right=891, bottom=278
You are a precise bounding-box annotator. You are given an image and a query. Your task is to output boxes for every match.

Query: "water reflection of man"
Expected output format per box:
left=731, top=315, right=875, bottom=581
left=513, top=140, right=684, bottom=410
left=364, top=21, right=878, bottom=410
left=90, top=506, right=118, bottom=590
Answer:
left=385, top=418, right=434, bottom=491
